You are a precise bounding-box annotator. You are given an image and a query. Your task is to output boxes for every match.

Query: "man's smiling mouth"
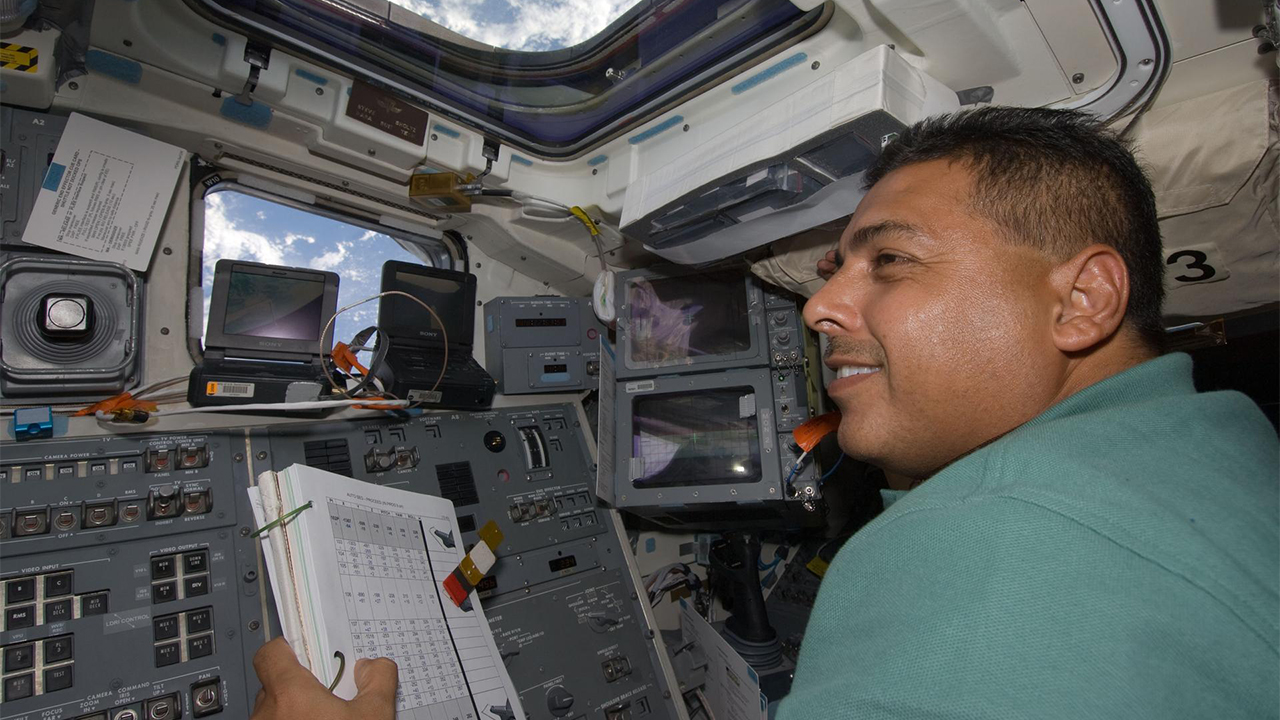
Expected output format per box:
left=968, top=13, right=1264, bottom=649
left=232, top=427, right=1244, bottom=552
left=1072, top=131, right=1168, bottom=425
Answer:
left=835, top=365, right=882, bottom=379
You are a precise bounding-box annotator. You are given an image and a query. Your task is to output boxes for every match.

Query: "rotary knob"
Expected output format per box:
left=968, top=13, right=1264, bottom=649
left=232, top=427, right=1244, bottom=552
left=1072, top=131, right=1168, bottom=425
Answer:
left=775, top=331, right=791, bottom=346
left=546, top=685, right=575, bottom=717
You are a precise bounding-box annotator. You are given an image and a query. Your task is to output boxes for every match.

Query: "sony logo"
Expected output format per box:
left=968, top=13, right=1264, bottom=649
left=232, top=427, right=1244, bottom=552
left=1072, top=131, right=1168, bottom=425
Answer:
left=259, top=341, right=283, bottom=347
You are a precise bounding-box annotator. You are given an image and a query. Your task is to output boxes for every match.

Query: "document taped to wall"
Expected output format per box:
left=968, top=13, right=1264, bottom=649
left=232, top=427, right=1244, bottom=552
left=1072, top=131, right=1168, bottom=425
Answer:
left=22, top=112, right=187, bottom=271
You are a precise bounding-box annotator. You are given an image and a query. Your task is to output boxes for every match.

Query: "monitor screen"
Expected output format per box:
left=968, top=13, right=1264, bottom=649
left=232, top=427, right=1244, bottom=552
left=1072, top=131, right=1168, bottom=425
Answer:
left=631, top=387, right=762, bottom=488
left=381, top=267, right=473, bottom=345
left=627, top=271, right=751, bottom=365
left=222, top=270, right=326, bottom=341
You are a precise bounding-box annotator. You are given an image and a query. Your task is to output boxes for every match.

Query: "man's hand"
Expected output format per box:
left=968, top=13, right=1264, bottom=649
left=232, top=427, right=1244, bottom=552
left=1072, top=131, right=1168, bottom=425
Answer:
left=816, top=249, right=838, bottom=280
left=251, top=637, right=398, bottom=720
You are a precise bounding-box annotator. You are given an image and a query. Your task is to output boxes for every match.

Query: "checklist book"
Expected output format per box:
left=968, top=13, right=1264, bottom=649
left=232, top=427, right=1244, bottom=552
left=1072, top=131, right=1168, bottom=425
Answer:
left=249, top=464, right=522, bottom=720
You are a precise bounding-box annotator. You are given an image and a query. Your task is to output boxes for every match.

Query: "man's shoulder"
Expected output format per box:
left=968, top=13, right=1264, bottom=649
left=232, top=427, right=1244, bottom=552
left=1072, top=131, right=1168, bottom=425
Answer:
left=864, top=382, right=1280, bottom=657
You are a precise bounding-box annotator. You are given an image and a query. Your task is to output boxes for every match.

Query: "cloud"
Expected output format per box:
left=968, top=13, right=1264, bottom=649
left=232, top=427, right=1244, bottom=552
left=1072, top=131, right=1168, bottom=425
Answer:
left=389, top=0, right=637, bottom=51
left=202, top=193, right=288, bottom=271
left=312, top=241, right=351, bottom=270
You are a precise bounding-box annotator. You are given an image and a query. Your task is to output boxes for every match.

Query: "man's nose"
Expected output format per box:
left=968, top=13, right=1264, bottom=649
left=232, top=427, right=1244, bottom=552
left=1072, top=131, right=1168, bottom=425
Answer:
left=803, top=273, right=864, bottom=336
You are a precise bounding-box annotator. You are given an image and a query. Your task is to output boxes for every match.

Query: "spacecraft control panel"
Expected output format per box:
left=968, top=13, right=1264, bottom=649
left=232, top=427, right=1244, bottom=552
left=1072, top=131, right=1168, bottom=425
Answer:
left=0, top=405, right=682, bottom=720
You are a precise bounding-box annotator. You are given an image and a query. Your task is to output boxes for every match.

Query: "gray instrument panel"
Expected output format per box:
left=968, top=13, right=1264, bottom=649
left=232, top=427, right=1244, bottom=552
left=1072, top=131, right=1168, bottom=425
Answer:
left=0, top=405, right=679, bottom=720
left=483, top=298, right=605, bottom=395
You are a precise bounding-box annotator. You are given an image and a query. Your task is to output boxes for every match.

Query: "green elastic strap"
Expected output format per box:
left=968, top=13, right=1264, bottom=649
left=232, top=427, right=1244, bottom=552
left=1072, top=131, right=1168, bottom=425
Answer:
left=249, top=500, right=314, bottom=539
left=328, top=652, right=345, bottom=692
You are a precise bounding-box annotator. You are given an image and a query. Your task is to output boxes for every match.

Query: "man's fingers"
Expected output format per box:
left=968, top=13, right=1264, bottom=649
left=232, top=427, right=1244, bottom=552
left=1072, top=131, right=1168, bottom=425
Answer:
left=816, top=248, right=839, bottom=280
left=349, top=657, right=399, bottom=720
left=253, top=638, right=324, bottom=693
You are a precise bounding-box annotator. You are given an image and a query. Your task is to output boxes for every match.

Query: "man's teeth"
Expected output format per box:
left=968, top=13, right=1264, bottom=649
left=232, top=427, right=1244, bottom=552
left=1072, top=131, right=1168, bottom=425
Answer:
left=836, top=365, right=880, bottom=379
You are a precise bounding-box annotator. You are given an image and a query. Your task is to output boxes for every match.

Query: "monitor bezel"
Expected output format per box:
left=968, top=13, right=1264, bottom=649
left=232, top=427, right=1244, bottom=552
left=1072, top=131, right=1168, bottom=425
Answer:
left=204, top=259, right=339, bottom=358
left=612, top=367, right=787, bottom=509
left=378, top=260, right=477, bottom=348
left=613, top=266, right=767, bottom=380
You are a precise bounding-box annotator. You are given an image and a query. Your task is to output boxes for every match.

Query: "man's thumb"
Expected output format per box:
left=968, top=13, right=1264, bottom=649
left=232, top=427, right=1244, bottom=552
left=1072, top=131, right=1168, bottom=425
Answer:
left=349, top=657, right=398, bottom=718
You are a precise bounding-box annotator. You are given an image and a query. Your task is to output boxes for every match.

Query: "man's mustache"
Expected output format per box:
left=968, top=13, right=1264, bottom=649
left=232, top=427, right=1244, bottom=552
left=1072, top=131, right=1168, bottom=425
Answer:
left=824, top=337, right=886, bottom=366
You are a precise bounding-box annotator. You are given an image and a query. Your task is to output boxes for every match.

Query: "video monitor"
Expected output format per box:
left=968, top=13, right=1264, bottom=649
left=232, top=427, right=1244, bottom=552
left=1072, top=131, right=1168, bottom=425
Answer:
left=631, top=387, right=762, bottom=488
left=205, top=260, right=339, bottom=357
left=378, top=261, right=476, bottom=347
left=615, top=266, right=767, bottom=379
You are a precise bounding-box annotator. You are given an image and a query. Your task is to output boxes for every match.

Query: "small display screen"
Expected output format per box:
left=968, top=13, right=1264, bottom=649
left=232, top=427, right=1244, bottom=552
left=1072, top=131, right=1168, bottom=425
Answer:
left=549, top=555, right=577, bottom=572
left=627, top=271, right=751, bottom=365
left=631, top=387, right=762, bottom=488
left=543, top=364, right=568, bottom=374
left=382, top=270, right=471, bottom=344
left=222, top=270, right=325, bottom=341
left=516, top=317, right=568, bottom=327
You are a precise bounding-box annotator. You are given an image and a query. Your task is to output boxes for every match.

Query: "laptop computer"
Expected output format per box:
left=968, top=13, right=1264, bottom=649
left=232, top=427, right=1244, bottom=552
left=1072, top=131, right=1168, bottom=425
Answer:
left=374, top=261, right=496, bottom=409
left=189, top=259, right=339, bottom=406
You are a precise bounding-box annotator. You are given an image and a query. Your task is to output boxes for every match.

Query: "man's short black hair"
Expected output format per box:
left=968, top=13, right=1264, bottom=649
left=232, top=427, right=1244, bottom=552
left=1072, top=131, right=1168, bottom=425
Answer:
left=864, top=106, right=1165, bottom=350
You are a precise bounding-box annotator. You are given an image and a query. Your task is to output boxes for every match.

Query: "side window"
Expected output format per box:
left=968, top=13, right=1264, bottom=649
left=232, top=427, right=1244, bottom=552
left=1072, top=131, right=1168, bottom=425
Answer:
left=199, top=187, right=437, bottom=347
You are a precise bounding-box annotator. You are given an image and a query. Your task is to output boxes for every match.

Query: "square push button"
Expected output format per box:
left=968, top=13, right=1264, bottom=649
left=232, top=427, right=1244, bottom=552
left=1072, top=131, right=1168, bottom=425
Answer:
left=183, top=575, right=209, bottom=598
left=44, top=572, right=73, bottom=598
left=187, top=634, right=213, bottom=659
left=185, top=608, right=212, bottom=634
left=183, top=550, right=209, bottom=574
left=3, top=643, right=34, bottom=673
left=5, top=605, right=34, bottom=631
left=151, top=581, right=177, bottom=604
left=43, top=636, right=72, bottom=663
left=3, top=673, right=33, bottom=701
left=154, top=642, right=180, bottom=668
left=43, top=664, right=73, bottom=693
left=80, top=593, right=108, bottom=616
left=154, top=614, right=180, bottom=641
left=43, top=599, right=72, bottom=624
left=150, top=556, right=176, bottom=580
left=5, top=577, right=35, bottom=604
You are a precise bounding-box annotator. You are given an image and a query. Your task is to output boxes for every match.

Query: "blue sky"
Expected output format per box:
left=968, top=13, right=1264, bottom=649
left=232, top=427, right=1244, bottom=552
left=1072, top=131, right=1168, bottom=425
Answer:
left=387, top=0, right=641, bottom=50
left=201, top=191, right=423, bottom=347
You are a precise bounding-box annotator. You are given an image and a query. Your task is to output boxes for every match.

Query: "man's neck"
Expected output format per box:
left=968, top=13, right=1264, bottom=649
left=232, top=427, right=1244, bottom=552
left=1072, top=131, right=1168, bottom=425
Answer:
left=1051, top=333, right=1157, bottom=408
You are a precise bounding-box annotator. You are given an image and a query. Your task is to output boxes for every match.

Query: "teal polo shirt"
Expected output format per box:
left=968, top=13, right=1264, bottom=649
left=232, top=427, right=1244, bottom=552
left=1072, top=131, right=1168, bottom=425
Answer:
left=778, top=353, right=1279, bottom=719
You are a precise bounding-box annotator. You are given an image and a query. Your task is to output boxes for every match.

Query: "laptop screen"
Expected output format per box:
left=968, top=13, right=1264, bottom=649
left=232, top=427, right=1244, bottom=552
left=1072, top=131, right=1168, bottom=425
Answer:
left=379, top=263, right=476, bottom=347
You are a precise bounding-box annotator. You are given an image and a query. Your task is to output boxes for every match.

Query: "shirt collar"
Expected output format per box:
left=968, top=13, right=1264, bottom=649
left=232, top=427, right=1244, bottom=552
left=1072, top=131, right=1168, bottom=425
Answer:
left=1018, top=352, right=1194, bottom=432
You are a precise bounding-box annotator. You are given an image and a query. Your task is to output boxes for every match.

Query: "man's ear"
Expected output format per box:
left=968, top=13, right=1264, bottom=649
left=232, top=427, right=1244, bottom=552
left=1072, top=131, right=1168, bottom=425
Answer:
left=1049, top=244, right=1130, bottom=353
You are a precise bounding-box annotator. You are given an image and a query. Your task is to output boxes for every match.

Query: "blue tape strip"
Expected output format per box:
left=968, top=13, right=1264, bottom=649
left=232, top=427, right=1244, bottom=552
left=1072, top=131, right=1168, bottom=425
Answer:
left=432, top=123, right=461, bottom=139
left=628, top=115, right=683, bottom=145
left=219, top=97, right=273, bottom=129
left=211, top=33, right=226, bottom=46
left=539, top=372, right=571, bottom=384
left=42, top=163, right=66, bottom=192
left=587, top=154, right=608, bottom=166
left=731, top=52, right=808, bottom=95
left=510, top=155, right=533, bottom=167
left=294, top=68, right=328, bottom=86
left=86, top=49, right=142, bottom=85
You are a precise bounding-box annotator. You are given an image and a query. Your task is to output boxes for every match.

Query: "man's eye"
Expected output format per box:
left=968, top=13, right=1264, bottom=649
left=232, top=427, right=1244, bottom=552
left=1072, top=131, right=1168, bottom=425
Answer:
left=873, top=253, right=904, bottom=268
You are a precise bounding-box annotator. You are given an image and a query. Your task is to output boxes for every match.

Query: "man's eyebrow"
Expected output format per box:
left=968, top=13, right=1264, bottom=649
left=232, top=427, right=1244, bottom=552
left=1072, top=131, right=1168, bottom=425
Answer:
left=844, top=220, right=924, bottom=253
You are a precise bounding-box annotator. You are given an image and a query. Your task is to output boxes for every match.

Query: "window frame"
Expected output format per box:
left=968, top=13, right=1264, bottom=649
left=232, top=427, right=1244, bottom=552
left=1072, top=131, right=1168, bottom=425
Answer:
left=188, top=175, right=459, bottom=363
left=182, top=0, right=831, bottom=157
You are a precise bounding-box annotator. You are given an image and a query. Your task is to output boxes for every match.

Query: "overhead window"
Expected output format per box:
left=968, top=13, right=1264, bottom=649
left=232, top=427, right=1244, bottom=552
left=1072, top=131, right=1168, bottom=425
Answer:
left=386, top=0, right=645, bottom=51
left=187, top=0, right=826, bottom=154
left=197, top=186, right=447, bottom=348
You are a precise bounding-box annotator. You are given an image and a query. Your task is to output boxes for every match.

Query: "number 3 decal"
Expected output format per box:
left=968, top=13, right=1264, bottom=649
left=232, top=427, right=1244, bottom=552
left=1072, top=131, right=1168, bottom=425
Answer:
left=1164, top=244, right=1231, bottom=285
left=1166, top=250, right=1217, bottom=282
